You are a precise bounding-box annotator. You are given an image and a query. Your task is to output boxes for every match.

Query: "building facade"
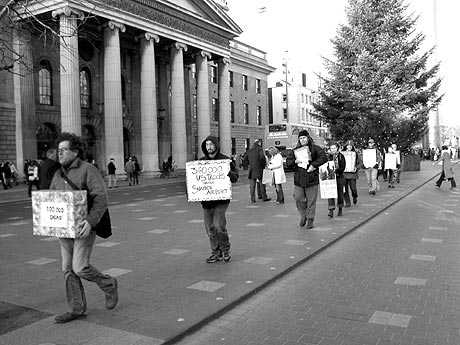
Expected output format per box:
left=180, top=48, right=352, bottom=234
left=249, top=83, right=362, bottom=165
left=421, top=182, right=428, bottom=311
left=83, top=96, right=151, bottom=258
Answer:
left=0, top=0, right=274, bottom=175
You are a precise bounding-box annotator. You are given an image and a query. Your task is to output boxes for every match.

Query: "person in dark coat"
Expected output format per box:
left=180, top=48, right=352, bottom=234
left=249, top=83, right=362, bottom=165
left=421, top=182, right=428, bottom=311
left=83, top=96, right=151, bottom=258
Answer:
left=327, top=143, right=346, bottom=218
left=199, top=136, right=239, bottom=263
left=38, top=148, right=60, bottom=190
left=244, top=139, right=270, bottom=203
left=293, top=130, right=327, bottom=229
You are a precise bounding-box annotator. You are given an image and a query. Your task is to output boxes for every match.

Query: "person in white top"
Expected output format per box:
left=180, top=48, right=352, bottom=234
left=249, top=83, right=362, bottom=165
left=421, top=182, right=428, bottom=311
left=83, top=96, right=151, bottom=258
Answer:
left=391, top=144, right=401, bottom=183
left=266, top=146, right=286, bottom=204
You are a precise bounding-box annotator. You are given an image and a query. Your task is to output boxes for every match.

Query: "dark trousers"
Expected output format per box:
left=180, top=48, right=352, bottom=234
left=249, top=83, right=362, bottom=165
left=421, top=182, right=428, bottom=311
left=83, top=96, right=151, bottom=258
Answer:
left=436, top=171, right=457, bottom=188
left=203, top=203, right=231, bottom=255
left=328, top=176, right=345, bottom=209
left=275, top=184, right=284, bottom=203
left=27, top=180, right=40, bottom=196
left=249, top=178, right=267, bottom=202
left=343, top=178, right=358, bottom=206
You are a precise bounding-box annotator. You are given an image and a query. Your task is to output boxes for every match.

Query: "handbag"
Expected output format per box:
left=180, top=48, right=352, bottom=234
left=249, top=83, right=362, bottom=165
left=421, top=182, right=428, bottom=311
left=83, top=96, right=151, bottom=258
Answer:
left=262, top=168, right=274, bottom=185
left=60, top=168, right=112, bottom=239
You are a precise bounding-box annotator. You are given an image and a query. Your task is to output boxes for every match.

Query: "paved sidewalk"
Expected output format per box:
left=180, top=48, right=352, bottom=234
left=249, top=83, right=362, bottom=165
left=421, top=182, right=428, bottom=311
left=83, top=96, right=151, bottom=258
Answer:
left=0, top=162, right=444, bottom=345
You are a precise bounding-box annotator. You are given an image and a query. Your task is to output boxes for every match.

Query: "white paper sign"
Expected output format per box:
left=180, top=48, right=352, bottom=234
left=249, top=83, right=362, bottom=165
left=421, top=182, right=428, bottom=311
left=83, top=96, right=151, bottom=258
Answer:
left=342, top=151, right=356, bottom=173
left=319, top=162, right=338, bottom=199
left=363, top=149, right=377, bottom=168
left=384, top=153, right=397, bottom=170
left=40, top=202, right=68, bottom=228
left=186, top=160, right=232, bottom=202
left=294, top=146, right=311, bottom=169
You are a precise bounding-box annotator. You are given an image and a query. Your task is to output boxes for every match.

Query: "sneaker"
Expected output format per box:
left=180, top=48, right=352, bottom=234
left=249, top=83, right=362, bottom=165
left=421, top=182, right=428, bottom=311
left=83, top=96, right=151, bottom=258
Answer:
left=105, top=278, right=118, bottom=310
left=353, top=198, right=357, bottom=205
left=206, top=254, right=222, bottom=263
left=263, top=198, right=272, bottom=202
left=54, top=312, right=86, bottom=324
left=222, top=252, right=231, bottom=263
left=306, top=218, right=314, bottom=229
left=299, top=216, right=307, bottom=227
left=328, top=209, right=334, bottom=218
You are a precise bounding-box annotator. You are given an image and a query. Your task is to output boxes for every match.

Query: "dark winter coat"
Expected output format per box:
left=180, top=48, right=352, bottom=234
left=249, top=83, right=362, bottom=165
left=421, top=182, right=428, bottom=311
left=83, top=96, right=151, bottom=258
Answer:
left=293, top=141, right=327, bottom=188
left=244, top=143, right=267, bottom=180
left=38, top=158, right=60, bottom=189
left=328, top=152, right=346, bottom=177
left=200, top=136, right=239, bottom=209
left=107, top=162, right=116, bottom=175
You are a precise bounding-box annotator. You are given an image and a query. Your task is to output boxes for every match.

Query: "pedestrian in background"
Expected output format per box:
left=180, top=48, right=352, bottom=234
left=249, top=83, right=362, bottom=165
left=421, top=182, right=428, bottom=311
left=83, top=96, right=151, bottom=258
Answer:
left=133, top=156, right=140, bottom=185
left=326, top=143, right=346, bottom=218
left=385, top=146, right=397, bottom=189
left=342, top=140, right=360, bottom=207
left=391, top=143, right=401, bottom=183
left=293, top=130, right=327, bottom=229
left=0, top=161, right=8, bottom=189
left=50, top=132, right=118, bottom=323
left=199, top=136, right=239, bottom=263
left=435, top=145, right=457, bottom=189
left=38, top=148, right=60, bottom=190
left=363, top=138, right=382, bottom=195
left=244, top=139, right=270, bottom=203
left=124, top=157, right=136, bottom=186
left=107, top=158, right=117, bottom=188
left=266, top=146, right=286, bottom=204
left=27, top=160, right=40, bottom=197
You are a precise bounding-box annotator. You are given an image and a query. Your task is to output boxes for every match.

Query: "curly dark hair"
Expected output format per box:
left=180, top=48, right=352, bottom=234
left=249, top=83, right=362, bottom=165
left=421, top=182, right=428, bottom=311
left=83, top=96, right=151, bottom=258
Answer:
left=56, top=132, right=84, bottom=158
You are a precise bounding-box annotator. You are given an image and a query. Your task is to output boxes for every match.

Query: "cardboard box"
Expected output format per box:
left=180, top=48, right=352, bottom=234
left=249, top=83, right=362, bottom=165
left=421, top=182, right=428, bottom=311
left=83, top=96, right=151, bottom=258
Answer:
left=32, top=190, right=87, bottom=238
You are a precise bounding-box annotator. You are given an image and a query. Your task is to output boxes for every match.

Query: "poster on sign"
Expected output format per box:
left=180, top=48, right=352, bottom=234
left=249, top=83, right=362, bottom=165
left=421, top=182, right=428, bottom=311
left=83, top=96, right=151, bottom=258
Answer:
left=319, top=161, right=338, bottom=199
left=186, top=159, right=232, bottom=202
left=32, top=190, right=87, bottom=238
left=293, top=146, right=311, bottom=169
left=363, top=149, right=377, bottom=168
left=384, top=153, right=397, bottom=170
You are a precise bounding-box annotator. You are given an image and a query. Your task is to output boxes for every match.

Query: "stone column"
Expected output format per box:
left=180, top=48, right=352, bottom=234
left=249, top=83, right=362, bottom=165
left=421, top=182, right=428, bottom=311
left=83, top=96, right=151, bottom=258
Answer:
left=52, top=6, right=82, bottom=135
left=195, top=50, right=212, bottom=145
left=139, top=32, right=160, bottom=174
left=170, top=42, right=188, bottom=169
left=13, top=28, right=36, bottom=175
left=218, top=58, right=231, bottom=156
left=104, top=21, right=125, bottom=173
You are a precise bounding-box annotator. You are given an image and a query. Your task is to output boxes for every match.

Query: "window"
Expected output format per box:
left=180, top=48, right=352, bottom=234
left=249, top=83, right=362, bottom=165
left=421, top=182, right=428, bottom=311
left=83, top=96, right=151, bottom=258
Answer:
left=231, top=138, right=236, bottom=155
left=211, top=65, right=217, bottom=84
left=242, top=74, right=248, bottom=91
left=38, top=61, right=52, bottom=105
left=283, top=108, right=287, bottom=120
left=256, top=106, right=262, bottom=126
left=230, top=101, right=235, bottom=123
left=243, top=103, right=249, bottom=124
left=80, top=69, right=91, bottom=108
left=229, top=71, right=234, bottom=87
left=302, top=73, right=307, bottom=87
left=256, top=79, right=261, bottom=94
left=282, top=93, right=287, bottom=102
left=212, top=98, right=219, bottom=121
left=245, top=138, right=250, bottom=151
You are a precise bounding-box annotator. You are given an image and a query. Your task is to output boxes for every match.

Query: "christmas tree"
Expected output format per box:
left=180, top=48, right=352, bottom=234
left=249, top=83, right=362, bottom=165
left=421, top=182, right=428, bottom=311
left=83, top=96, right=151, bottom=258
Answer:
left=315, top=0, right=442, bottom=151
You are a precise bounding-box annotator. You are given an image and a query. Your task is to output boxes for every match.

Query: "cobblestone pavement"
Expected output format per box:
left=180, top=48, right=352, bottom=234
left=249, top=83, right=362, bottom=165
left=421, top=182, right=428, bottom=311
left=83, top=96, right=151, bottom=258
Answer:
left=0, top=162, right=448, bottom=344
left=176, top=164, right=460, bottom=345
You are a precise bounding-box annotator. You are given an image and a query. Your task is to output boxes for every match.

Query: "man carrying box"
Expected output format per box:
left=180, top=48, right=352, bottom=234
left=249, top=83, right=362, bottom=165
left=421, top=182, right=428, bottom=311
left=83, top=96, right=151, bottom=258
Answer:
left=50, top=132, right=118, bottom=323
left=200, top=136, right=239, bottom=263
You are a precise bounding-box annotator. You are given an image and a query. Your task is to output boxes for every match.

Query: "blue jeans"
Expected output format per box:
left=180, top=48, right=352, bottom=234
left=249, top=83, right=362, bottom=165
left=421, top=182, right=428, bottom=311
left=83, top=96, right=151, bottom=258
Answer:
left=364, top=168, right=378, bottom=192
left=59, top=231, right=115, bottom=314
left=203, top=203, right=231, bottom=255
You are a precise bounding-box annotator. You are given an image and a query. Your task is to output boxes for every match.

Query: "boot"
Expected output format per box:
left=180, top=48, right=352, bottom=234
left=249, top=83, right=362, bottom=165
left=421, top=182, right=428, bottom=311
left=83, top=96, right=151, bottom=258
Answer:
left=328, top=209, right=334, bottom=218
left=299, top=215, right=307, bottom=227
left=337, top=208, right=343, bottom=216
left=306, top=218, right=314, bottom=229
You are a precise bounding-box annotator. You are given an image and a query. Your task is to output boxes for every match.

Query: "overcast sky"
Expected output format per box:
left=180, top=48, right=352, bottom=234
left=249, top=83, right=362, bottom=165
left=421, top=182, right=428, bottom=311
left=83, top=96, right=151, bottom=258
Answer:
left=228, top=0, right=460, bottom=127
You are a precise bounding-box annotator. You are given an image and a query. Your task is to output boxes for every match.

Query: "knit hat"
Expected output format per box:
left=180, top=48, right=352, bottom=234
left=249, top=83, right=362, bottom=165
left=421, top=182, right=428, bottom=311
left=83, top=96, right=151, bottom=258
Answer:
left=346, top=140, right=354, bottom=146
left=298, top=130, right=310, bottom=138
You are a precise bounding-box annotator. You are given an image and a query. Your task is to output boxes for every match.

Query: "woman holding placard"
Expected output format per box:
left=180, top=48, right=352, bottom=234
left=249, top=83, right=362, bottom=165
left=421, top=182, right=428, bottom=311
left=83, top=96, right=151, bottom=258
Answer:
left=384, top=146, right=398, bottom=188
left=326, top=143, right=346, bottom=217
left=362, top=138, right=383, bottom=195
left=266, top=146, right=286, bottom=204
left=342, top=140, right=360, bottom=207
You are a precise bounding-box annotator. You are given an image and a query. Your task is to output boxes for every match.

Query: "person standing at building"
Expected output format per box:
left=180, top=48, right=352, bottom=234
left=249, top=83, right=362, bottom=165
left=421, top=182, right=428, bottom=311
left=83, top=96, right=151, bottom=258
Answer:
left=199, top=136, right=239, bottom=263
left=50, top=132, right=118, bottom=323
left=244, top=139, right=270, bottom=203
left=27, top=160, right=40, bottom=197
left=266, top=146, right=286, bottom=204
left=133, top=156, right=140, bottom=185
left=38, top=148, right=60, bottom=190
left=342, top=140, right=360, bottom=207
left=363, top=138, right=382, bottom=195
left=124, top=157, right=136, bottom=186
left=293, top=130, right=327, bottom=229
left=435, top=145, right=457, bottom=189
left=107, top=158, right=117, bottom=188
left=326, top=143, right=346, bottom=217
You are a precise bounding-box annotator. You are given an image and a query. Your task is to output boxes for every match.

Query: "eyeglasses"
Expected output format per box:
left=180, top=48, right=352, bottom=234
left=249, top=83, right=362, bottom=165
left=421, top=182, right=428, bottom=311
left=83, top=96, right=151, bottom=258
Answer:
left=58, top=148, right=71, bottom=154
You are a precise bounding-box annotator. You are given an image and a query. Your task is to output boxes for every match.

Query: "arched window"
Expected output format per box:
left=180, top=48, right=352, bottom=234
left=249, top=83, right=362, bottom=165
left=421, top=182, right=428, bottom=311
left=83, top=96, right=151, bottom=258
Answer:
left=38, top=60, right=52, bottom=105
left=80, top=68, right=91, bottom=108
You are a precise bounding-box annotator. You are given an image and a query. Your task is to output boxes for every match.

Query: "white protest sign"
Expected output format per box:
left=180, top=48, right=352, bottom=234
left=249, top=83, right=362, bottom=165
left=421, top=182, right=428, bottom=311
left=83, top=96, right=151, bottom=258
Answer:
left=186, top=160, right=232, bottom=202
left=384, top=153, right=397, bottom=170
left=319, top=161, right=338, bottom=199
left=294, top=146, right=311, bottom=169
left=363, top=149, right=377, bottom=168
left=342, top=151, right=357, bottom=173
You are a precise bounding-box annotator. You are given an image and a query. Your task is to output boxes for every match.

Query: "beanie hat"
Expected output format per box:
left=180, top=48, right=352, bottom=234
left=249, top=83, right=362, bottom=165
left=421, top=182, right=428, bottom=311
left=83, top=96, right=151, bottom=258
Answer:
left=298, top=130, right=310, bottom=138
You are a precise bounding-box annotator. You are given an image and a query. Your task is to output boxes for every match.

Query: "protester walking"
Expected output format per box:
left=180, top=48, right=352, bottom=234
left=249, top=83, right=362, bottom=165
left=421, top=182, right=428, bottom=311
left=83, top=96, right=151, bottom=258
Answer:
left=342, top=140, right=360, bottom=207
left=38, top=148, right=60, bottom=190
left=435, top=145, right=457, bottom=189
left=293, top=130, right=327, bottom=229
left=50, top=132, right=118, bottom=323
left=385, top=146, right=399, bottom=189
left=266, top=146, right=286, bottom=204
left=107, top=158, right=117, bottom=188
left=391, top=144, right=401, bottom=183
left=326, top=143, right=346, bottom=217
left=244, top=139, right=270, bottom=203
left=363, top=138, right=382, bottom=195
left=124, top=157, right=136, bottom=186
left=199, top=136, right=239, bottom=263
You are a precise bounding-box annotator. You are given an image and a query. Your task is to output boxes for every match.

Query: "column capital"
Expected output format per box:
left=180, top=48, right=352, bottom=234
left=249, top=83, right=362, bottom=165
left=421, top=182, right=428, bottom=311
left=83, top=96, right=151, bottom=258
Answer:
left=219, top=57, right=231, bottom=66
left=199, top=50, right=212, bottom=60
left=52, top=6, right=83, bottom=19
left=136, top=32, right=159, bottom=43
left=106, top=21, right=126, bottom=33
left=173, top=42, right=188, bottom=52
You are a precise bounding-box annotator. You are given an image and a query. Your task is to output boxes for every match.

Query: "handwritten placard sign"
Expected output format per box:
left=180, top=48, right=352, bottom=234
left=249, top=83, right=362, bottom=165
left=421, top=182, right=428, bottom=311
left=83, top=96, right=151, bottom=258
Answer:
left=363, top=149, right=377, bottom=168
left=186, top=160, right=232, bottom=202
left=319, top=162, right=338, bottom=199
left=40, top=202, right=68, bottom=228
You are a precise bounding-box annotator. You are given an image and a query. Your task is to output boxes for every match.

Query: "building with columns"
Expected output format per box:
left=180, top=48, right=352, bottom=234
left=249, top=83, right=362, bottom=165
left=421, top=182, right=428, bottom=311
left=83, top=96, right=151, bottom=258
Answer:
left=0, top=0, right=274, bottom=175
